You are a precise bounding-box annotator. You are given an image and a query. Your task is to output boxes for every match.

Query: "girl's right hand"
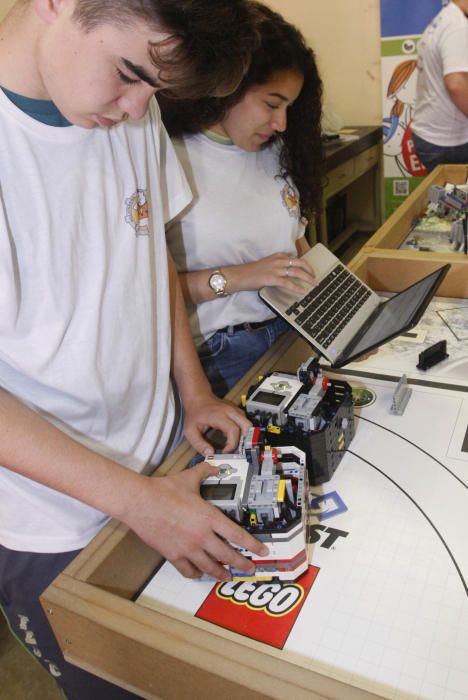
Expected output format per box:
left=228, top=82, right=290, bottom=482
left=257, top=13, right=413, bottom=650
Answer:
left=233, top=252, right=316, bottom=295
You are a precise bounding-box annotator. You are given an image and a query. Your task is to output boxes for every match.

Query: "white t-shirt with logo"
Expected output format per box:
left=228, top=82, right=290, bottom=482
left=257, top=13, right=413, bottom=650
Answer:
left=0, top=92, right=191, bottom=552
left=166, top=133, right=306, bottom=346
left=413, top=1, right=468, bottom=146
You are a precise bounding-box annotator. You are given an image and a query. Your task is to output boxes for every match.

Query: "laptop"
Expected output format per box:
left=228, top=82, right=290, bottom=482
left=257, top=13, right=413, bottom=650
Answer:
left=259, top=243, right=450, bottom=368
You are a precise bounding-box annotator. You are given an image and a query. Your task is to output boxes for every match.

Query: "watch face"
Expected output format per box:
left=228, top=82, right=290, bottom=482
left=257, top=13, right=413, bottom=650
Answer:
left=210, top=273, right=226, bottom=293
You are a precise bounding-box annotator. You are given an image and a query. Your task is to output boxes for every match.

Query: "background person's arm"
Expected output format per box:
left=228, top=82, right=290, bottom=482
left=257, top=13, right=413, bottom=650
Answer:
left=444, top=72, right=468, bottom=116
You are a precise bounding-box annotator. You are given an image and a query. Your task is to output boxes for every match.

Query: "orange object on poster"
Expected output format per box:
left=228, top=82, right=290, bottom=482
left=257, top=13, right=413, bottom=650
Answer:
left=195, top=565, right=320, bottom=649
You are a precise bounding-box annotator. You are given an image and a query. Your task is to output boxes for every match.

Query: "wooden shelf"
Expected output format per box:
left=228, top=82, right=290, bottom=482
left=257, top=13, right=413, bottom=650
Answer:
left=314, top=127, right=383, bottom=252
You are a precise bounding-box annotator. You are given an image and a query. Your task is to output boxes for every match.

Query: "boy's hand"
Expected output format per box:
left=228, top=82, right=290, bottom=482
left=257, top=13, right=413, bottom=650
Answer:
left=123, top=463, right=269, bottom=580
left=183, top=394, right=252, bottom=456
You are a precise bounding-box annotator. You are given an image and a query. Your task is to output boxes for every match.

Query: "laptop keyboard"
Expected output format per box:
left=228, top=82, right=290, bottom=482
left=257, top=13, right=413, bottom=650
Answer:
left=286, top=264, right=372, bottom=349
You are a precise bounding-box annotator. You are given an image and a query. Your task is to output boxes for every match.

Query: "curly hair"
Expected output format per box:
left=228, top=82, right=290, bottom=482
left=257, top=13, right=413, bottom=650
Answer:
left=71, top=0, right=259, bottom=100
left=159, top=3, right=323, bottom=218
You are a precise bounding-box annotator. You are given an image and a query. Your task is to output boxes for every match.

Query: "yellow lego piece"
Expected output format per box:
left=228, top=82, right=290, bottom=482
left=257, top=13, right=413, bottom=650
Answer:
left=241, top=394, right=247, bottom=407
left=267, top=425, right=281, bottom=434
left=233, top=575, right=273, bottom=582
left=249, top=513, right=258, bottom=526
left=277, top=479, right=286, bottom=502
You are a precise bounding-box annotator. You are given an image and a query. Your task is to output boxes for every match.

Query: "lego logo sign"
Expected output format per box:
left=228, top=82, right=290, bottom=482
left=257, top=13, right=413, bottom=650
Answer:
left=196, top=566, right=319, bottom=648
left=217, top=580, right=303, bottom=616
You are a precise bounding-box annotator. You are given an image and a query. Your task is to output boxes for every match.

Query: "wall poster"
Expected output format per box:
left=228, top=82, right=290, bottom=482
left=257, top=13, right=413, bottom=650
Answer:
left=380, top=0, right=447, bottom=217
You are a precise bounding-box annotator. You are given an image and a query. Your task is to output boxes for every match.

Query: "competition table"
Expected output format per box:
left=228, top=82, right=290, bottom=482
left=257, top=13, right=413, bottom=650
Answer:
left=41, top=167, right=468, bottom=700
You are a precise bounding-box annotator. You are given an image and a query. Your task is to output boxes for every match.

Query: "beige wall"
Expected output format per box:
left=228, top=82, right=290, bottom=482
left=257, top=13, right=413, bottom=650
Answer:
left=266, top=0, right=382, bottom=126
left=0, top=0, right=14, bottom=19
left=0, top=0, right=383, bottom=126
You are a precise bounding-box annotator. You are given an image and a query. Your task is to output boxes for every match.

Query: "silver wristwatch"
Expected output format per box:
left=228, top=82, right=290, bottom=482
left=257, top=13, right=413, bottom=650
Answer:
left=208, top=269, right=227, bottom=297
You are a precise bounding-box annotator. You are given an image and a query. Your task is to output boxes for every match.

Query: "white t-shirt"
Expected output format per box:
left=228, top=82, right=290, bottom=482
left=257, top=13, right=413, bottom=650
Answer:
left=412, top=1, right=468, bottom=146
left=0, top=92, right=191, bottom=552
left=166, top=133, right=306, bottom=346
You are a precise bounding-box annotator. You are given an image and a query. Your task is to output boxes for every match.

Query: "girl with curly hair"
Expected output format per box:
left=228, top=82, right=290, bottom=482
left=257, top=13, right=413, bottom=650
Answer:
left=164, top=3, right=323, bottom=397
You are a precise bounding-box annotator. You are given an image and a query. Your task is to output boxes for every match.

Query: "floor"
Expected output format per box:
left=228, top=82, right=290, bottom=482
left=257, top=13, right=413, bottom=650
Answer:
left=0, top=615, right=63, bottom=700
left=0, top=230, right=374, bottom=700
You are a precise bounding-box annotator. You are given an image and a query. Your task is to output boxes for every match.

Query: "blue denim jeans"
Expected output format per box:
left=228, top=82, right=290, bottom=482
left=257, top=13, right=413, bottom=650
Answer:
left=0, top=545, right=144, bottom=700
left=198, top=316, right=289, bottom=397
left=413, top=133, right=468, bottom=173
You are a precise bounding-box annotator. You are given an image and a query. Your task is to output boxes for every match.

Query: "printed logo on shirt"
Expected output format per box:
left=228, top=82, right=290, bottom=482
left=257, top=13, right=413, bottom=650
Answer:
left=125, top=189, right=150, bottom=236
left=281, top=183, right=301, bottom=219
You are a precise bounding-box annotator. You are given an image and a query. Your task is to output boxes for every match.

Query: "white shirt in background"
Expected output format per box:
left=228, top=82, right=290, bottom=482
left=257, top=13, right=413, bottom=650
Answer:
left=413, top=1, right=468, bottom=146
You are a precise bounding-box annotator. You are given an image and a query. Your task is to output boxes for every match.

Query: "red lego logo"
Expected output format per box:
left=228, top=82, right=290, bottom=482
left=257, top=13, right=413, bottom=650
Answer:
left=195, top=565, right=320, bottom=649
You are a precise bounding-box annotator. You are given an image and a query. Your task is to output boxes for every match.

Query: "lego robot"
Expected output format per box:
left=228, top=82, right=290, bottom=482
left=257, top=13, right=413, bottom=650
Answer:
left=200, top=358, right=354, bottom=581
left=427, top=185, right=468, bottom=254
left=243, top=357, right=354, bottom=485
left=201, top=428, right=309, bottom=582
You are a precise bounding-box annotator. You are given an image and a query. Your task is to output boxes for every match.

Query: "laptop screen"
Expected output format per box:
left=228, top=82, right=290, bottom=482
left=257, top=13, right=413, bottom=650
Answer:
left=338, top=264, right=450, bottom=366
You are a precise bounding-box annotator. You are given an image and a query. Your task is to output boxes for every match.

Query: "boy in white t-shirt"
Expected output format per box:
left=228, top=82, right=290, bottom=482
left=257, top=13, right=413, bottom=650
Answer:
left=0, top=2, right=267, bottom=698
left=412, top=0, right=468, bottom=171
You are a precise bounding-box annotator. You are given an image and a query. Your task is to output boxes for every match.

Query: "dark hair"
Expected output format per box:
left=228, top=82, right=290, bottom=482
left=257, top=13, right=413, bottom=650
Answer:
left=72, top=0, right=259, bottom=100
left=159, top=3, right=323, bottom=218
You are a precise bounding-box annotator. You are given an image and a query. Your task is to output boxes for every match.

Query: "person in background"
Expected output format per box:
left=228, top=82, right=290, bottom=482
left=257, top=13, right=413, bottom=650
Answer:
left=0, top=1, right=266, bottom=698
left=412, top=0, right=468, bottom=172
left=163, top=3, right=323, bottom=397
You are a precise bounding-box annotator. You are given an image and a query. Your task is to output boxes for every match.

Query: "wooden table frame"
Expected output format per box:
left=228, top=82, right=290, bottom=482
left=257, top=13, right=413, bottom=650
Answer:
left=41, top=164, right=468, bottom=700
left=41, top=332, right=385, bottom=700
